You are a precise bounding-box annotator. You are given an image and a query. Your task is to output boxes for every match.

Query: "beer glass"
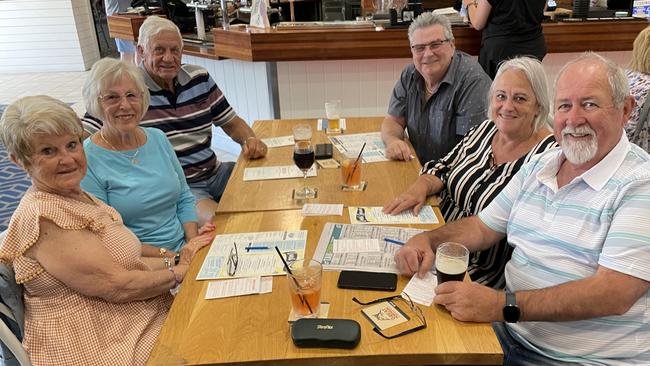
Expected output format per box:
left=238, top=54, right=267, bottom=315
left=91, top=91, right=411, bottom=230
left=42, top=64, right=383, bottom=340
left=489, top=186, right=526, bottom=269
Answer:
left=435, top=242, right=469, bottom=284
left=325, top=99, right=342, bottom=134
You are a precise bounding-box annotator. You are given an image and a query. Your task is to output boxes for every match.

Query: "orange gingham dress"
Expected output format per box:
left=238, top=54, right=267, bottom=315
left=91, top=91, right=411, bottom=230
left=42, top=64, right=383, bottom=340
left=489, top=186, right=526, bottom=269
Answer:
left=0, top=190, right=173, bottom=366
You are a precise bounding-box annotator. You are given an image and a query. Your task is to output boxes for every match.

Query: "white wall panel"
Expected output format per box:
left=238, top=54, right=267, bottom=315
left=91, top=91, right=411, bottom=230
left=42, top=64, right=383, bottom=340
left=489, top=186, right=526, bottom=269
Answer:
left=0, top=0, right=99, bottom=73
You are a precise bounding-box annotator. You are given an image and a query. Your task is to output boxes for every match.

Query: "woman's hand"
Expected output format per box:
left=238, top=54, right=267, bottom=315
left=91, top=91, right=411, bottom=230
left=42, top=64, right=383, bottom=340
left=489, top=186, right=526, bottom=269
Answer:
left=383, top=178, right=431, bottom=215
left=198, top=222, right=216, bottom=235
left=178, top=234, right=213, bottom=266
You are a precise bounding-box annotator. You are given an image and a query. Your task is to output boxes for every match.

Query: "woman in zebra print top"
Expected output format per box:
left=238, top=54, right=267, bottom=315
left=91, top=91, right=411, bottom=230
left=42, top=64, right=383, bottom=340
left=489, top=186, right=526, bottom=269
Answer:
left=384, top=56, right=558, bottom=288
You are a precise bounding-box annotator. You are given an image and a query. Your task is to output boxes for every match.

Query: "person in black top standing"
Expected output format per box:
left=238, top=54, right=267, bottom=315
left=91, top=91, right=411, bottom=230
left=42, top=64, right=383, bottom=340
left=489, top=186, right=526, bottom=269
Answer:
left=463, top=0, right=547, bottom=79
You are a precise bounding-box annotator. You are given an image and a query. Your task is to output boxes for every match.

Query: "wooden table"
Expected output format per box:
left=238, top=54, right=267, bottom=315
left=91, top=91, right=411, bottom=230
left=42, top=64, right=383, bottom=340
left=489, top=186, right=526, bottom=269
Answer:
left=147, top=209, right=503, bottom=366
left=217, top=117, right=434, bottom=213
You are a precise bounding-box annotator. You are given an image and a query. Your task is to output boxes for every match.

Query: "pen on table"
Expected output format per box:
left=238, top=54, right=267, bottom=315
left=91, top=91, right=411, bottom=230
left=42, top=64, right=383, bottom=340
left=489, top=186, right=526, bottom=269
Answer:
left=384, top=237, right=405, bottom=246
left=245, top=244, right=270, bottom=252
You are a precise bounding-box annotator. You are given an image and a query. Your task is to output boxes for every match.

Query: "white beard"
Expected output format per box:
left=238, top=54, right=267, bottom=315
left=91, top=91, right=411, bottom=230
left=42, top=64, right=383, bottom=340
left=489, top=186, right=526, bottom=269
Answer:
left=560, top=126, right=598, bottom=165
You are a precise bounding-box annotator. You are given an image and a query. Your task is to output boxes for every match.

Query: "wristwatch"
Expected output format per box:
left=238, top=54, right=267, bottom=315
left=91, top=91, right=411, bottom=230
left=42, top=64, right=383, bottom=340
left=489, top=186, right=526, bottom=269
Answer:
left=174, top=253, right=181, bottom=265
left=502, top=290, right=520, bottom=323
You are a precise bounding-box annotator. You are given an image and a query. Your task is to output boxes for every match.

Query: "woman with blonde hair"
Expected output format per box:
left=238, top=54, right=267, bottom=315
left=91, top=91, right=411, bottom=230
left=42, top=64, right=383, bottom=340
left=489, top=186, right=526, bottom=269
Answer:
left=625, top=25, right=650, bottom=152
left=0, top=95, right=212, bottom=365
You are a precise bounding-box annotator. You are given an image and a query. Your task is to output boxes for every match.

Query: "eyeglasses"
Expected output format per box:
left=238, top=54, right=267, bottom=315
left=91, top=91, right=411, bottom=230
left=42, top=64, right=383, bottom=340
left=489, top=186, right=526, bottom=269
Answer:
left=410, top=39, right=451, bottom=54
left=99, top=91, right=143, bottom=106
left=353, top=293, right=427, bottom=339
left=227, top=243, right=238, bottom=277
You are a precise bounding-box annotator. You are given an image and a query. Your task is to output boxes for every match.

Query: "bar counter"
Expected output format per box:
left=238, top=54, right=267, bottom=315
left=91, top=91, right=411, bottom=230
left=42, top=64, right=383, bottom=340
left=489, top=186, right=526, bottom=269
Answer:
left=211, top=19, right=649, bottom=61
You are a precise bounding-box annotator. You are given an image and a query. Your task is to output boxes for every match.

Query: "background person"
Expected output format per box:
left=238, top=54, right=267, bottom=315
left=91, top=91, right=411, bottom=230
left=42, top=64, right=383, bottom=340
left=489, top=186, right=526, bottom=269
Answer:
left=624, top=25, right=650, bottom=152
left=81, top=58, right=211, bottom=254
left=384, top=56, right=556, bottom=288
left=395, top=53, right=650, bottom=365
left=463, top=0, right=546, bottom=79
left=0, top=95, right=212, bottom=365
left=103, top=0, right=135, bottom=64
left=381, top=12, right=491, bottom=164
left=82, top=16, right=268, bottom=224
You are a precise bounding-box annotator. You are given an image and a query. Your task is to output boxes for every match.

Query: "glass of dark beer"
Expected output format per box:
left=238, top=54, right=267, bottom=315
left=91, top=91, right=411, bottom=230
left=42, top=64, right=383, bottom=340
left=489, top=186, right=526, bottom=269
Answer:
left=435, top=242, right=469, bottom=284
left=292, top=124, right=317, bottom=199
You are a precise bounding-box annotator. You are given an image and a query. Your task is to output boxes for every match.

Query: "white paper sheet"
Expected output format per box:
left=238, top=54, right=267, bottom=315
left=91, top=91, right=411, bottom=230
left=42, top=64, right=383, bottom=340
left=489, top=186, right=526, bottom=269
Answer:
left=301, top=203, right=344, bottom=216
left=261, top=135, right=294, bottom=148
left=332, top=238, right=381, bottom=253
left=349, top=206, right=439, bottom=225
left=243, top=165, right=317, bottom=181
left=328, top=132, right=388, bottom=162
left=205, top=276, right=275, bottom=299
left=313, top=223, right=424, bottom=273
left=401, top=272, right=437, bottom=306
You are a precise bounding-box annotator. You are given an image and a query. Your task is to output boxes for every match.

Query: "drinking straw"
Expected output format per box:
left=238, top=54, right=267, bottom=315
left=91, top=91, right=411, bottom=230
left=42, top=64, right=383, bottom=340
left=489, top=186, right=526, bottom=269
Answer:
left=275, top=246, right=313, bottom=314
left=345, top=142, right=366, bottom=184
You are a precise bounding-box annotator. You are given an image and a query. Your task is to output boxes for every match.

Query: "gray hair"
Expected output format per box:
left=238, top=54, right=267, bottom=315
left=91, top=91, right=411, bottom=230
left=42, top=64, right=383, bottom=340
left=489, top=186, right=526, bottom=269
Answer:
left=407, top=12, right=454, bottom=44
left=137, top=16, right=183, bottom=51
left=82, top=58, right=150, bottom=121
left=554, top=51, right=629, bottom=109
left=488, top=56, right=551, bottom=131
left=0, top=95, right=83, bottom=167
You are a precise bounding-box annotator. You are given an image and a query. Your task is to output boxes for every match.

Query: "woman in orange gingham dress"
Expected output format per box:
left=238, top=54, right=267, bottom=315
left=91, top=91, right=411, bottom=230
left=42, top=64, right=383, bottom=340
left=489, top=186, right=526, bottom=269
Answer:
left=0, top=96, right=213, bottom=365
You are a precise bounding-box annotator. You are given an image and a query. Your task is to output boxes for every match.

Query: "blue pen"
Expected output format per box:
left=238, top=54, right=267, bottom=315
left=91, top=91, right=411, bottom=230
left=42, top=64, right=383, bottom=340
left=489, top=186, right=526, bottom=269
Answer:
left=384, top=237, right=405, bottom=245
left=245, top=245, right=270, bottom=252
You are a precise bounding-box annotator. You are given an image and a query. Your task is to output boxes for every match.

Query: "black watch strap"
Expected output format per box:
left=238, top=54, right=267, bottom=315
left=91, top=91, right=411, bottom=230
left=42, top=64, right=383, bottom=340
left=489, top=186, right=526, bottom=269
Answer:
left=503, top=291, right=521, bottom=323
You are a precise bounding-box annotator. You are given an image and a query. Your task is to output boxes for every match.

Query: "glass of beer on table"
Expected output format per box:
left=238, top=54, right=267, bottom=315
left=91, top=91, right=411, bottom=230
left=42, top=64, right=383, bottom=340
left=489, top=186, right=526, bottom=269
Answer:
left=287, top=259, right=322, bottom=318
left=325, top=99, right=342, bottom=134
left=435, top=242, right=469, bottom=284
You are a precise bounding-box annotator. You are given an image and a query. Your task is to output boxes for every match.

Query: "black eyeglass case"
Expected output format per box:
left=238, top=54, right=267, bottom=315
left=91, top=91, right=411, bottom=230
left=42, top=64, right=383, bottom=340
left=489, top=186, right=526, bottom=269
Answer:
left=291, top=318, right=361, bottom=349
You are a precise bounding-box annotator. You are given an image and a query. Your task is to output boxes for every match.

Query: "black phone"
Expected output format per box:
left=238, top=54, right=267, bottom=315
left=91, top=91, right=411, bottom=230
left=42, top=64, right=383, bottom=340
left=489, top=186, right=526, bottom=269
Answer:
left=337, top=271, right=397, bottom=291
left=315, top=143, right=333, bottom=160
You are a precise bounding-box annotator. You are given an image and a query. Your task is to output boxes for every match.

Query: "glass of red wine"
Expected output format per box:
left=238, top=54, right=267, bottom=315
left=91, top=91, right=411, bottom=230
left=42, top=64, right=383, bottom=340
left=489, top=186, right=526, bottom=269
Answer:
left=292, top=124, right=317, bottom=199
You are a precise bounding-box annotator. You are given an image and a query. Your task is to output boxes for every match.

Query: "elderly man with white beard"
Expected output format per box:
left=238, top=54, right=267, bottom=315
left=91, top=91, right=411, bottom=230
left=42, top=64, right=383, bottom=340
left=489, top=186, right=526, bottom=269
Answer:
left=394, top=52, right=650, bottom=366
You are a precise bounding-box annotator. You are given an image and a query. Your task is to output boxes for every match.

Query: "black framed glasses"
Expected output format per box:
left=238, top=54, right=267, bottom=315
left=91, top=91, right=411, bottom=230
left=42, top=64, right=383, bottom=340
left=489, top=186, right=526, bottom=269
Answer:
left=410, top=39, right=451, bottom=54
left=353, top=293, right=427, bottom=339
left=227, top=243, right=238, bottom=276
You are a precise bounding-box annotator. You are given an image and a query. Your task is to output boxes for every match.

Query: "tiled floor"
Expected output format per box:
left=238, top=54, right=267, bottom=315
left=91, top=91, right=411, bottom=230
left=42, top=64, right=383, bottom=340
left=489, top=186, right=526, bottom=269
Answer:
left=0, top=71, right=238, bottom=231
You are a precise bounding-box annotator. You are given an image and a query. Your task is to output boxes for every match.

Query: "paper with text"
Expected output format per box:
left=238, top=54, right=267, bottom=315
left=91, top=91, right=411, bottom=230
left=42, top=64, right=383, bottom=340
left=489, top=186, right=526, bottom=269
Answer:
left=197, top=230, right=307, bottom=280
left=301, top=203, right=344, bottom=216
left=328, top=132, right=388, bottom=162
left=349, top=206, right=439, bottom=225
left=243, top=165, right=317, bottom=181
left=205, top=276, right=274, bottom=299
left=333, top=238, right=381, bottom=253
left=261, top=135, right=294, bottom=148
left=401, top=272, right=437, bottom=306
left=314, top=223, right=424, bottom=273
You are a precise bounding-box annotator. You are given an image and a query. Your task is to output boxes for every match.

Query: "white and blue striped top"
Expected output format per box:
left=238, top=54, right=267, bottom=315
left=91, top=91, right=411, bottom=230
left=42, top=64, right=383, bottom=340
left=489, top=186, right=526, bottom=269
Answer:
left=479, top=133, right=650, bottom=365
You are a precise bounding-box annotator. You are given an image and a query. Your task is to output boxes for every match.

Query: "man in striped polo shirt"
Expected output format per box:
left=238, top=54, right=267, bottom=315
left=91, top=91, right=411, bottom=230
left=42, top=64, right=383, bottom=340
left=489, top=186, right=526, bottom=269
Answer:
left=395, top=52, right=650, bottom=365
left=84, top=17, right=268, bottom=223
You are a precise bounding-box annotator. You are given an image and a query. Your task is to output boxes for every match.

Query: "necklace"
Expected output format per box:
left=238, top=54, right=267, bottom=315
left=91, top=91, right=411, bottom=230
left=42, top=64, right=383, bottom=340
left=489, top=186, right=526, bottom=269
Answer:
left=99, top=129, right=140, bottom=164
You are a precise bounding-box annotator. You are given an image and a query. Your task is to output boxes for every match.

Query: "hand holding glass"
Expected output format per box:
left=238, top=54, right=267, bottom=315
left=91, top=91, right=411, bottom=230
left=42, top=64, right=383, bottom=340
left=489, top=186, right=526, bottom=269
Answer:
left=435, top=242, right=469, bottom=284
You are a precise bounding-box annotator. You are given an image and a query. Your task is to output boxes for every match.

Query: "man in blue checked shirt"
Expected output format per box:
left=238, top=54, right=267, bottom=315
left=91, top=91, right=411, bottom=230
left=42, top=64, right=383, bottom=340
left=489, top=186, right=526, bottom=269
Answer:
left=395, top=52, right=650, bottom=366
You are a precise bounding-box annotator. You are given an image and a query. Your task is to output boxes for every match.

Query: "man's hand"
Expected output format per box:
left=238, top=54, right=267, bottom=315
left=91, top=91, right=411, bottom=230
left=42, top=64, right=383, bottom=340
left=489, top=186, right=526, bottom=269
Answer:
left=242, top=137, right=267, bottom=159
left=385, top=140, right=414, bottom=161
left=394, top=232, right=434, bottom=278
left=434, top=281, right=502, bottom=322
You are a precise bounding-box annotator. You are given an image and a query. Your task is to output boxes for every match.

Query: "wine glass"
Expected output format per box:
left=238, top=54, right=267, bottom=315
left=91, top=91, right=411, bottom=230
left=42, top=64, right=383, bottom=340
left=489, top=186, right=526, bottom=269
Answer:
left=292, top=124, right=317, bottom=199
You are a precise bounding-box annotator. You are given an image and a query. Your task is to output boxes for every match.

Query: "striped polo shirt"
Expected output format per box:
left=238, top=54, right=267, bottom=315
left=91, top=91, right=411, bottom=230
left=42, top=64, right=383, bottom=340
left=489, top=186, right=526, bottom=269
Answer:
left=82, top=64, right=237, bottom=183
left=479, top=133, right=650, bottom=365
left=140, top=64, right=236, bottom=183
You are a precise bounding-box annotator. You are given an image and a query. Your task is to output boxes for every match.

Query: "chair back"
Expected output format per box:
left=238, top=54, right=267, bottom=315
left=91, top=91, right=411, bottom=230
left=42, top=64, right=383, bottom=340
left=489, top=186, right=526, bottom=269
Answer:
left=0, top=230, right=31, bottom=366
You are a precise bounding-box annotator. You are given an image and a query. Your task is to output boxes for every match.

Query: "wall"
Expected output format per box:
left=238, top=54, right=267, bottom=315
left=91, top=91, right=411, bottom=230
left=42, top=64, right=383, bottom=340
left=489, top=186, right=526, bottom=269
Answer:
left=0, top=0, right=100, bottom=73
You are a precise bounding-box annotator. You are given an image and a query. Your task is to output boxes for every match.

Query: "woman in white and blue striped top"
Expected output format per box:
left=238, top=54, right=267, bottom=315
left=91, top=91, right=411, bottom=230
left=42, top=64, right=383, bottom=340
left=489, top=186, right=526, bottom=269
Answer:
left=383, top=56, right=557, bottom=288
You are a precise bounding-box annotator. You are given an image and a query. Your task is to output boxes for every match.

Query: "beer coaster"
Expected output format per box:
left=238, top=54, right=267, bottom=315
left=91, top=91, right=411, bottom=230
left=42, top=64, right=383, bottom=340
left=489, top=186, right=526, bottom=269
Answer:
left=288, top=302, right=330, bottom=323
left=360, top=300, right=409, bottom=330
left=316, top=159, right=340, bottom=169
left=292, top=188, right=318, bottom=200
left=341, top=181, right=367, bottom=192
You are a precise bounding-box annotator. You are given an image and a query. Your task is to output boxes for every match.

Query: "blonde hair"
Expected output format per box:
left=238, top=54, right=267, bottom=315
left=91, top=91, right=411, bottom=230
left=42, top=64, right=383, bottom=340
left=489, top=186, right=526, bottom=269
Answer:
left=630, top=26, right=650, bottom=75
left=83, top=58, right=150, bottom=120
left=0, top=95, right=83, bottom=167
